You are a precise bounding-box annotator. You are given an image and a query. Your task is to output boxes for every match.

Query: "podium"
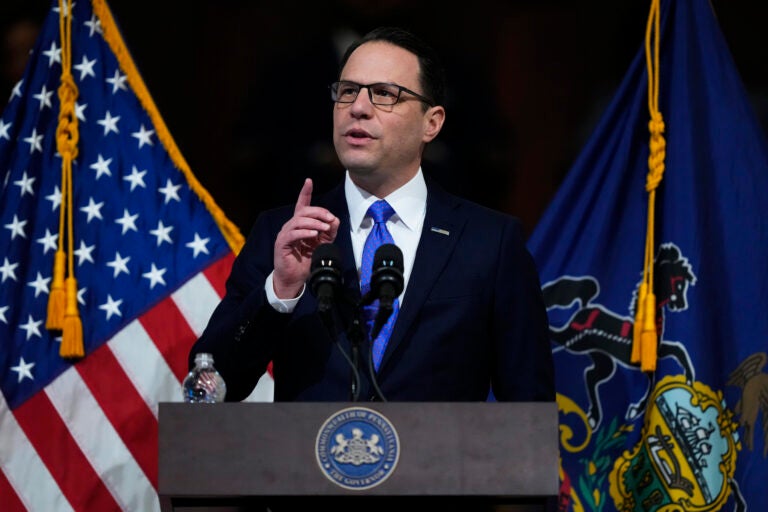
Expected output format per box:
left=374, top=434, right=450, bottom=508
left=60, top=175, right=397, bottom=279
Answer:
left=158, top=402, right=559, bottom=511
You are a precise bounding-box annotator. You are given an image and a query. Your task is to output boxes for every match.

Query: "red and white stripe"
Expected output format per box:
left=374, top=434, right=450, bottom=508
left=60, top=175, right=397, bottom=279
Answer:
left=0, top=253, right=274, bottom=511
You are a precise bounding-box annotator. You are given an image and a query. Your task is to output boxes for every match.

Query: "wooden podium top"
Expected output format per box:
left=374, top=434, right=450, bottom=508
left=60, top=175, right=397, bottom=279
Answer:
left=158, top=401, right=558, bottom=511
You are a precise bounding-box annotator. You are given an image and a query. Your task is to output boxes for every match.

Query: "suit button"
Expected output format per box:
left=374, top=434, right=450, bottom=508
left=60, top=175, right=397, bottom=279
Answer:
left=233, top=322, right=248, bottom=341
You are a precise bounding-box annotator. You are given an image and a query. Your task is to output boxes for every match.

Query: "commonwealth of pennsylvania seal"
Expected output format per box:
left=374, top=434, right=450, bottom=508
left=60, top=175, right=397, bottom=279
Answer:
left=315, top=406, right=400, bottom=490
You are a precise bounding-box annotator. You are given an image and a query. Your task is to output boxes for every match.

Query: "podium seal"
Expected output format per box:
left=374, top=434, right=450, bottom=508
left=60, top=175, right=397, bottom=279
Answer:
left=315, top=406, right=400, bottom=490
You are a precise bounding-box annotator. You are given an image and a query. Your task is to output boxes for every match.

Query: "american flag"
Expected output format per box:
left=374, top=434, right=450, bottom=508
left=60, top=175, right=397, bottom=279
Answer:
left=0, top=1, right=271, bottom=510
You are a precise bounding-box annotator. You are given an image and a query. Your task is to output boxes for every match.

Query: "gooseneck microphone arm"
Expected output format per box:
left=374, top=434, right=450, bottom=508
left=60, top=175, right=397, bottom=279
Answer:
left=359, top=244, right=405, bottom=402
left=309, top=244, right=361, bottom=401
left=347, top=308, right=366, bottom=401
left=307, top=243, right=405, bottom=402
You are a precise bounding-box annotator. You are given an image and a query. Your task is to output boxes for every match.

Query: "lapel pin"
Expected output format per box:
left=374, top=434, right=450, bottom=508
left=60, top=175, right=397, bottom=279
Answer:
left=430, top=227, right=450, bottom=236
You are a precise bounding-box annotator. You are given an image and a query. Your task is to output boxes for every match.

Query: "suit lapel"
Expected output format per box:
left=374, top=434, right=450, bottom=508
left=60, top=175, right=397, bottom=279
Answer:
left=379, top=180, right=466, bottom=372
left=317, top=183, right=360, bottom=302
left=318, top=179, right=468, bottom=374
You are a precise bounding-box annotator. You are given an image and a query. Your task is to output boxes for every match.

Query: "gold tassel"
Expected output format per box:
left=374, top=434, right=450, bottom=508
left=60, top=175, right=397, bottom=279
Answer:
left=640, top=292, right=657, bottom=371
left=631, top=282, right=647, bottom=364
left=46, top=250, right=67, bottom=330
left=633, top=0, right=665, bottom=374
left=60, top=277, right=84, bottom=358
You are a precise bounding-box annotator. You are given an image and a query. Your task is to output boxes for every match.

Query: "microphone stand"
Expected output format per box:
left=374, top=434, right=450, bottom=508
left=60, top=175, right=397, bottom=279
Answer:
left=360, top=295, right=389, bottom=402
left=315, top=289, right=363, bottom=402
left=338, top=293, right=389, bottom=402
left=346, top=309, right=365, bottom=402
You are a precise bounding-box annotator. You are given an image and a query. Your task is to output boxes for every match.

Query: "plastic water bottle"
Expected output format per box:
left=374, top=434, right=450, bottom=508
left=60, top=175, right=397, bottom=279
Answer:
left=182, top=353, right=226, bottom=403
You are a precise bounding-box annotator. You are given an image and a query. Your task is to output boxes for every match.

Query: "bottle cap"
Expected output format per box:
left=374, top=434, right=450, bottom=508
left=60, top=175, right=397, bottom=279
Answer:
left=194, top=352, right=214, bottom=366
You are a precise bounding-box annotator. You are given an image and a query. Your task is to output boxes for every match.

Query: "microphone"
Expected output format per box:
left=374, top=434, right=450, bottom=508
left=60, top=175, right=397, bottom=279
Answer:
left=309, top=243, right=343, bottom=313
left=366, top=243, right=404, bottom=312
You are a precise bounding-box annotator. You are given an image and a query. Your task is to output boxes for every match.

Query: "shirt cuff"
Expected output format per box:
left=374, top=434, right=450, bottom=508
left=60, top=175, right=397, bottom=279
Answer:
left=265, top=271, right=304, bottom=313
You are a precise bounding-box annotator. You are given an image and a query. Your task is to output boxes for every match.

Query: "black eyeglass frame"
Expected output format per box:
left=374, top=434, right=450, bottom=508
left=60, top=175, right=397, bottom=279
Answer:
left=329, top=80, right=435, bottom=107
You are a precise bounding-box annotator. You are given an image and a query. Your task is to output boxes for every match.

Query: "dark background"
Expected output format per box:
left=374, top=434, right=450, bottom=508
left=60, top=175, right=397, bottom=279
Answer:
left=3, top=1, right=767, bottom=237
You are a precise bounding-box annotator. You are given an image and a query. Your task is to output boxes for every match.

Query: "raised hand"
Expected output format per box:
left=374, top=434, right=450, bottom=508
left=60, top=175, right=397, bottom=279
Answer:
left=272, top=178, right=340, bottom=299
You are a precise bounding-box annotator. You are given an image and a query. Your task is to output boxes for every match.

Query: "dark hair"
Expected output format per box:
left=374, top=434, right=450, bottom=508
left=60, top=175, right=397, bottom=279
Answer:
left=338, top=26, right=446, bottom=109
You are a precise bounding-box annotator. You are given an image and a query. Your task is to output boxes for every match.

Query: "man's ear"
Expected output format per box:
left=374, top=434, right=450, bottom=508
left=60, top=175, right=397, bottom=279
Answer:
left=422, top=106, right=446, bottom=143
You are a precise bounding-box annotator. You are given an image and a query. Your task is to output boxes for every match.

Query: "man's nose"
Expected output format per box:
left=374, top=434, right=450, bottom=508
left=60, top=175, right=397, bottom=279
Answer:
left=349, top=87, right=374, bottom=115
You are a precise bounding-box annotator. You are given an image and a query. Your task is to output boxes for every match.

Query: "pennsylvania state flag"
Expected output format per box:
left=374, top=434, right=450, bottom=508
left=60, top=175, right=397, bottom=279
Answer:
left=529, top=1, right=768, bottom=511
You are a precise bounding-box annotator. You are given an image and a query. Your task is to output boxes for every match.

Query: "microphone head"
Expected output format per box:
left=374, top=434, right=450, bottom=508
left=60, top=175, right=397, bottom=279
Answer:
left=371, top=243, right=404, bottom=297
left=311, top=243, right=341, bottom=271
left=373, top=243, right=403, bottom=270
left=310, top=243, right=342, bottom=298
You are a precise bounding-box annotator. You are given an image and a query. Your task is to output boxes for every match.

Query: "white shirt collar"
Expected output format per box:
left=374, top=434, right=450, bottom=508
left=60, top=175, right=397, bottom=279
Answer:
left=345, top=170, right=427, bottom=232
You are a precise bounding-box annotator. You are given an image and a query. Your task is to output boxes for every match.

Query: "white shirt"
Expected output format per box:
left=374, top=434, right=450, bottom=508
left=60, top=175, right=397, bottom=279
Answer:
left=266, top=169, right=427, bottom=312
left=345, top=169, right=426, bottom=306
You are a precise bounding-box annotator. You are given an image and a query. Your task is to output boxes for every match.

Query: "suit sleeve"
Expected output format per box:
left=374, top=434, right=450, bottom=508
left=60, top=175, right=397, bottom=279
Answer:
left=491, top=218, right=555, bottom=401
left=189, top=209, right=291, bottom=401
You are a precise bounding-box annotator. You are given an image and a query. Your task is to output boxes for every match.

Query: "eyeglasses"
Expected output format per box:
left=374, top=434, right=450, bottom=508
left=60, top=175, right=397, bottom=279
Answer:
left=330, top=81, right=435, bottom=107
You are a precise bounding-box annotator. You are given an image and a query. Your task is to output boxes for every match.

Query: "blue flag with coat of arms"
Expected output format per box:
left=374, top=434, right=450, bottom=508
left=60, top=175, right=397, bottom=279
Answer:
left=529, top=1, right=768, bottom=511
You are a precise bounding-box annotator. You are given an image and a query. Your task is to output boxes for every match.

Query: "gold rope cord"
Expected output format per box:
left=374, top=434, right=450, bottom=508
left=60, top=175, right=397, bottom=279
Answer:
left=631, top=0, right=666, bottom=372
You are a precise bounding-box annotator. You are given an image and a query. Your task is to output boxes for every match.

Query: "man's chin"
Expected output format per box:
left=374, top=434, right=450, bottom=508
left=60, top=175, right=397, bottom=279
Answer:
left=345, top=164, right=376, bottom=177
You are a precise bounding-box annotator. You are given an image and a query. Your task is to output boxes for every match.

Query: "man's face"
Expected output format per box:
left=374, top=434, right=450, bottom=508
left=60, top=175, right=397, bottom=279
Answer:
left=332, top=41, right=436, bottom=187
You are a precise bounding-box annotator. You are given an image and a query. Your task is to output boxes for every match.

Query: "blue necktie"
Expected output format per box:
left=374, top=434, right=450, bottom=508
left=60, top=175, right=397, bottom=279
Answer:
left=360, top=200, right=399, bottom=371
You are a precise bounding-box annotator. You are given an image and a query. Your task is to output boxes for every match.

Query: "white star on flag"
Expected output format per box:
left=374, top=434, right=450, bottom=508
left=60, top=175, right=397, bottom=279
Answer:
left=149, top=220, right=173, bottom=246
left=27, top=272, right=51, bottom=298
left=98, top=294, right=123, bottom=320
left=89, top=153, right=113, bottom=179
left=0, top=119, right=11, bottom=139
left=115, top=209, right=139, bottom=234
left=73, top=54, right=97, bottom=80
left=0, top=257, right=19, bottom=282
left=84, top=13, right=102, bottom=37
left=13, top=171, right=36, bottom=196
left=80, top=197, right=105, bottom=222
left=106, top=252, right=131, bottom=278
left=74, top=239, right=96, bottom=266
left=36, top=228, right=59, bottom=254
left=10, top=79, right=23, bottom=100
left=131, top=124, right=155, bottom=148
left=75, top=101, right=87, bottom=121
left=106, top=69, right=128, bottom=93
left=33, top=84, right=54, bottom=110
left=4, top=214, right=28, bottom=240
left=19, top=314, right=43, bottom=340
left=42, top=41, right=61, bottom=67
left=23, top=128, right=44, bottom=153
left=124, top=166, right=147, bottom=191
left=142, top=263, right=167, bottom=289
left=158, top=178, right=181, bottom=203
left=45, top=186, right=62, bottom=211
left=186, top=233, right=211, bottom=257
left=97, top=110, right=120, bottom=135
left=10, top=357, right=35, bottom=383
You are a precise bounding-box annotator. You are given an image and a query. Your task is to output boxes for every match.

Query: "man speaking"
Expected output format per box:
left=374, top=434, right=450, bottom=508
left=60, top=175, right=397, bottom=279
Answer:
left=189, top=26, right=554, bottom=404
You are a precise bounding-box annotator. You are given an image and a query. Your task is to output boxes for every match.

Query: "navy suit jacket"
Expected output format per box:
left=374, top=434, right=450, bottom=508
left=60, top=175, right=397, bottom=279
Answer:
left=191, top=176, right=554, bottom=402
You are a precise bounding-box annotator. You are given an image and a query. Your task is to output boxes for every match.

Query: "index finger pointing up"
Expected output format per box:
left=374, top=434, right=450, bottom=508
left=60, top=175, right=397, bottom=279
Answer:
left=294, top=178, right=313, bottom=213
